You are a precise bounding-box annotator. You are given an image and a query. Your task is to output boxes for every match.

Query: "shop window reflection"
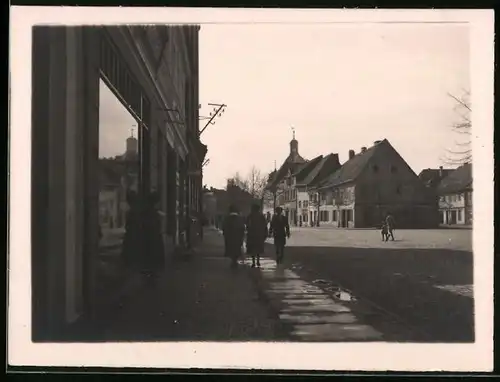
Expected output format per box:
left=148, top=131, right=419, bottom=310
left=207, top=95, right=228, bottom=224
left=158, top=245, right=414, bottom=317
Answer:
left=97, top=78, right=140, bottom=292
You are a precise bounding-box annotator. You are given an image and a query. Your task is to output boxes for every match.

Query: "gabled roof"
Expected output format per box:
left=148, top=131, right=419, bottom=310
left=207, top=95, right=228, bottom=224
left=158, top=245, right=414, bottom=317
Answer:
left=266, top=155, right=307, bottom=190
left=301, top=153, right=342, bottom=187
left=294, top=156, right=323, bottom=182
left=437, top=163, right=472, bottom=195
left=418, top=168, right=454, bottom=188
left=317, top=141, right=383, bottom=189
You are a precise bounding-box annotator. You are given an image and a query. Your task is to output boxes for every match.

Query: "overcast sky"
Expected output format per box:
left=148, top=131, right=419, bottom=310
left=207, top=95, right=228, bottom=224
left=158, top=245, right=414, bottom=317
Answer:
left=199, top=23, right=470, bottom=189
left=99, top=79, right=139, bottom=159
left=99, top=23, right=469, bottom=188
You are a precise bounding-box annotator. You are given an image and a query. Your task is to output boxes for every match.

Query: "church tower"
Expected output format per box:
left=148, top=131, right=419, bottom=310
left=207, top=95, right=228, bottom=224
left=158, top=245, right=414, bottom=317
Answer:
left=125, top=127, right=138, bottom=159
left=290, top=127, right=299, bottom=160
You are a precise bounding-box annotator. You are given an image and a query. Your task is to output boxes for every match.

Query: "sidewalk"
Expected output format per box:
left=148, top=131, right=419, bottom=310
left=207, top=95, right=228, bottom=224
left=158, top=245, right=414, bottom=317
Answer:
left=95, top=228, right=288, bottom=342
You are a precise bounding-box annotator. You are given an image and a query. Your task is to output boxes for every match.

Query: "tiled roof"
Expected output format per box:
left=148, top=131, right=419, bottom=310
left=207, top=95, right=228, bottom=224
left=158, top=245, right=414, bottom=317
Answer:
left=267, top=155, right=307, bottom=190
left=418, top=168, right=454, bottom=188
left=294, top=156, right=323, bottom=182
left=317, top=141, right=383, bottom=189
left=301, top=153, right=342, bottom=187
left=437, top=163, right=472, bottom=195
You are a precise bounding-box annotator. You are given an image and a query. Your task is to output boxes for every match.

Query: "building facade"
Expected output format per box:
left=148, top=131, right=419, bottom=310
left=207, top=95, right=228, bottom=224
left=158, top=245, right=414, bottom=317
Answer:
left=31, top=25, right=204, bottom=340
left=314, top=140, right=438, bottom=228
left=437, top=163, right=473, bottom=225
left=264, top=133, right=307, bottom=220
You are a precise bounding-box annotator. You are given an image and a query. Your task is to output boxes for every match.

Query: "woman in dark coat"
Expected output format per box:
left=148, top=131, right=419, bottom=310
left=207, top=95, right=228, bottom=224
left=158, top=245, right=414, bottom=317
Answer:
left=246, top=203, right=268, bottom=268
left=142, top=191, right=165, bottom=285
left=222, top=204, right=246, bottom=269
left=121, top=190, right=142, bottom=269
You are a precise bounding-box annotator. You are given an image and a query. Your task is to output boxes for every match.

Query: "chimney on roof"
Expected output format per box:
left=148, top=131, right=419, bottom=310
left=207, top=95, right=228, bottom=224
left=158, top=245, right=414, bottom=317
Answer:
left=348, top=150, right=355, bottom=160
left=374, top=140, right=382, bottom=145
left=361, top=147, right=367, bottom=153
left=439, top=166, right=443, bottom=178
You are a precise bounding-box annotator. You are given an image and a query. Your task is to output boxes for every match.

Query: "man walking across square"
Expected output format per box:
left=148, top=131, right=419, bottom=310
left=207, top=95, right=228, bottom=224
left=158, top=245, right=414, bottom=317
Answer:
left=270, top=207, right=290, bottom=265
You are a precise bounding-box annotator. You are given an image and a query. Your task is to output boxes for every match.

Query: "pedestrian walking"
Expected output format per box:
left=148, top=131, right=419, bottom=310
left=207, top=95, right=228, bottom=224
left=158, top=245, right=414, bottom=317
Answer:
left=270, top=207, right=290, bottom=265
left=385, top=213, right=396, bottom=241
left=246, top=203, right=268, bottom=268
left=141, top=191, right=165, bottom=286
left=222, top=204, right=246, bottom=269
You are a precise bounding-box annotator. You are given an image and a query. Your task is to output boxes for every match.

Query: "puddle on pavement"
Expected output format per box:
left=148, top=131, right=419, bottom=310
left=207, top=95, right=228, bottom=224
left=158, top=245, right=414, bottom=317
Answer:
left=243, top=257, right=380, bottom=341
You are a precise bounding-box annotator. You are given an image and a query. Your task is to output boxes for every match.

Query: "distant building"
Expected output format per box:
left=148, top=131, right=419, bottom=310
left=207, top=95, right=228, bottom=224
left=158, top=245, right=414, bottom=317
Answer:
left=264, top=132, right=307, bottom=217
left=208, top=184, right=259, bottom=228
left=202, top=188, right=217, bottom=226
left=418, top=166, right=454, bottom=189
left=437, top=163, right=473, bottom=225
left=281, top=153, right=342, bottom=227
left=314, top=139, right=438, bottom=228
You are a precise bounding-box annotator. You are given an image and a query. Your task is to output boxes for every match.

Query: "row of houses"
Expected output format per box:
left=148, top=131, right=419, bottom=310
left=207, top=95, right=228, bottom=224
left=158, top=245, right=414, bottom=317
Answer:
left=263, top=135, right=472, bottom=228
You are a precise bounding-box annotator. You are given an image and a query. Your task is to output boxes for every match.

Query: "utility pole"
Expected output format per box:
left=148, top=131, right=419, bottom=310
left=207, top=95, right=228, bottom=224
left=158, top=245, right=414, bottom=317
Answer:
left=199, top=103, right=226, bottom=136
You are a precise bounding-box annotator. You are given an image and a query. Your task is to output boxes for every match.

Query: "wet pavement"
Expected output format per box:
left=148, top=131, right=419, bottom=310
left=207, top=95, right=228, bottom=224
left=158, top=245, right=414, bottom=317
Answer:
left=239, top=257, right=425, bottom=342
left=87, top=227, right=473, bottom=343
left=270, top=228, right=474, bottom=343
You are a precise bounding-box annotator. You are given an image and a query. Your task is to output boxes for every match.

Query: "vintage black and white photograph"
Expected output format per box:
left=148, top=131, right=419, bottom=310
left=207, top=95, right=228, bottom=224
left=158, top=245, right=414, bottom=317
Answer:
left=9, top=7, right=494, bottom=371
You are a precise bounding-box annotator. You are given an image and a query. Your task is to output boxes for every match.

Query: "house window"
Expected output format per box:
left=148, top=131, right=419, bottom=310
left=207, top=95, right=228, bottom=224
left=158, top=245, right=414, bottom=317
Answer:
left=298, top=201, right=302, bottom=208
left=458, top=210, right=462, bottom=221
left=373, top=164, right=379, bottom=173
left=391, top=165, right=398, bottom=174
left=333, top=210, right=337, bottom=221
left=303, top=201, right=308, bottom=208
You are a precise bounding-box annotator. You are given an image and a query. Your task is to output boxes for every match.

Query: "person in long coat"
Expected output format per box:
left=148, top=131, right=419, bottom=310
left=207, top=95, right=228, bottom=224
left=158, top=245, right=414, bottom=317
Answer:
left=270, top=207, right=290, bottom=265
left=141, top=191, right=165, bottom=285
left=246, top=203, right=268, bottom=268
left=385, top=212, right=396, bottom=241
left=121, top=190, right=142, bottom=269
left=222, top=204, right=246, bottom=268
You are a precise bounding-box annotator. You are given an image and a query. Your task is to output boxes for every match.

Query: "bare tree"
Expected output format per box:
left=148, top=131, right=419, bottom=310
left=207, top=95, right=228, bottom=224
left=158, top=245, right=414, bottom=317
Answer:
left=226, top=171, right=249, bottom=191
left=442, top=89, right=472, bottom=166
left=227, top=166, right=268, bottom=199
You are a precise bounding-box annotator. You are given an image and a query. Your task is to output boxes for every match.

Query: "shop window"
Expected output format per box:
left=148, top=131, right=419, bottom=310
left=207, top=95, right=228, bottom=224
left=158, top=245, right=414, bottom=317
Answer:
left=98, top=78, right=143, bottom=295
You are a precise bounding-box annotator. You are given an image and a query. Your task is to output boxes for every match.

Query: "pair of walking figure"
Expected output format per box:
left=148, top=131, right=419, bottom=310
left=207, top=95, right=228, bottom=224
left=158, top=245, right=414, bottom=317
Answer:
left=222, top=205, right=290, bottom=268
left=381, top=213, right=396, bottom=242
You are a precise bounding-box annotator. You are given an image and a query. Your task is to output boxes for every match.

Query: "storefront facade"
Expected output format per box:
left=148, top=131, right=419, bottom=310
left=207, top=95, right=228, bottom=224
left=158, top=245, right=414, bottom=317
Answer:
left=31, top=25, right=204, bottom=340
